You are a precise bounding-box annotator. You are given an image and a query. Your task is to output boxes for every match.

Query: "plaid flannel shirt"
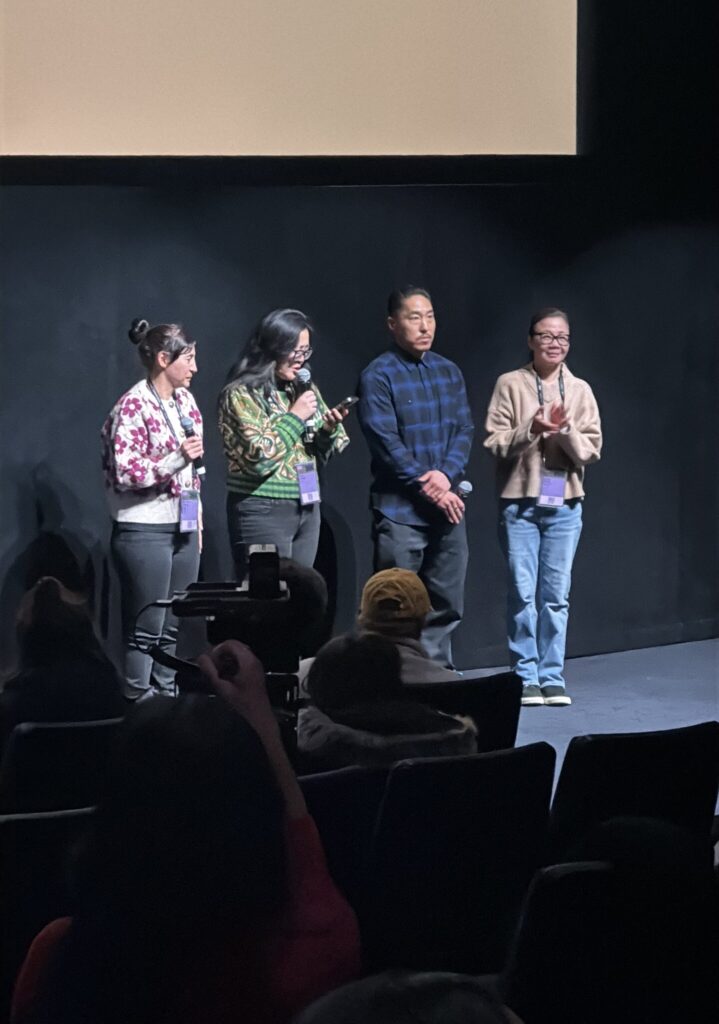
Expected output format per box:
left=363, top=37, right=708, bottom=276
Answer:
left=357, top=346, right=474, bottom=526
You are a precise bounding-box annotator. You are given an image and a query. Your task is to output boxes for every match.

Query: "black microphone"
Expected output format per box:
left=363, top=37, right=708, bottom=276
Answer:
left=293, top=367, right=317, bottom=442
left=179, top=416, right=206, bottom=476
left=294, top=366, right=313, bottom=395
left=456, top=480, right=473, bottom=499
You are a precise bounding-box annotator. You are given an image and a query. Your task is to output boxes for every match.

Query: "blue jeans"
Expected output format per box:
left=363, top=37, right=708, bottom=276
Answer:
left=498, top=500, right=583, bottom=689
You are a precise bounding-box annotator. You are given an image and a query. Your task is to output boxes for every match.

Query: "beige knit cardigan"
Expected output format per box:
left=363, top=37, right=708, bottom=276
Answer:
left=484, top=363, right=602, bottom=500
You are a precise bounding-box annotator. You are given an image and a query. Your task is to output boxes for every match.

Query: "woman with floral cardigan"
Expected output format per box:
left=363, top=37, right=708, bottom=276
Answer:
left=101, top=318, right=204, bottom=700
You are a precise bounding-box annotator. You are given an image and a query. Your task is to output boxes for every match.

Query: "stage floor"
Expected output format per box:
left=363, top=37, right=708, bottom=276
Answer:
left=466, top=639, right=718, bottom=783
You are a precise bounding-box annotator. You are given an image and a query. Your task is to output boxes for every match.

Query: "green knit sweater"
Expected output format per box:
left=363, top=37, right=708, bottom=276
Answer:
left=219, top=383, right=349, bottom=499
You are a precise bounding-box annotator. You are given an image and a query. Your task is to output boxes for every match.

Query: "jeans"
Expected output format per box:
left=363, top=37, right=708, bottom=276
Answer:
left=226, top=493, right=320, bottom=577
left=111, top=522, right=200, bottom=700
left=372, top=511, right=468, bottom=667
left=498, top=499, right=583, bottom=689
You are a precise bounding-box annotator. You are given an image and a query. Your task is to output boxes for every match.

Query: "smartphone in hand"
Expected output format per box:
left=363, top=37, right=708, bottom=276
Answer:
left=334, top=395, right=359, bottom=413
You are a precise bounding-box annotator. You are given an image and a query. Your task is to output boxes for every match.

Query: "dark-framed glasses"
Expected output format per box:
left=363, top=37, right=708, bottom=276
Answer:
left=532, top=333, right=570, bottom=347
left=288, top=347, right=313, bottom=363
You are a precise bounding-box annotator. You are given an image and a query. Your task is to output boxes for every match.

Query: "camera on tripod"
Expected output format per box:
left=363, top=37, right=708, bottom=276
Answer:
left=171, top=545, right=303, bottom=704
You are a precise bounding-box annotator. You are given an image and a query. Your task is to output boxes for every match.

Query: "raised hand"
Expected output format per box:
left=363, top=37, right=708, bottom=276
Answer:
left=289, top=391, right=318, bottom=422
left=530, top=406, right=558, bottom=436
left=531, top=401, right=571, bottom=436
left=180, top=435, right=204, bottom=463
left=198, top=639, right=307, bottom=820
left=197, top=640, right=278, bottom=746
left=548, top=400, right=571, bottom=432
left=321, top=405, right=350, bottom=431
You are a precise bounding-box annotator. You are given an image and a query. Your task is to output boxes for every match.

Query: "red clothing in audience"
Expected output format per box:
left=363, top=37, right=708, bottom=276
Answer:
left=11, top=814, right=360, bottom=1024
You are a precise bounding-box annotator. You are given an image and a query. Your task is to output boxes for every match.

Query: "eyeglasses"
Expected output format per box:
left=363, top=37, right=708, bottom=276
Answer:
left=532, top=333, right=570, bottom=347
left=287, top=347, right=313, bottom=363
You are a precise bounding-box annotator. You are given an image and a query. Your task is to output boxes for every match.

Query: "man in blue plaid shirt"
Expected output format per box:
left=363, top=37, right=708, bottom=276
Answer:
left=357, top=287, right=474, bottom=666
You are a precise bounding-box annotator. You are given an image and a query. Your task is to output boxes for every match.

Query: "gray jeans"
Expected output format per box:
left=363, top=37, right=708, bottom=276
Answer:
left=226, top=493, right=320, bottom=577
left=372, top=511, right=468, bottom=667
left=111, top=522, right=200, bottom=699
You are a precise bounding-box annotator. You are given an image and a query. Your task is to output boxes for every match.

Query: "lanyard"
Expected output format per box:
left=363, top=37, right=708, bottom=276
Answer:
left=146, top=380, right=182, bottom=443
left=534, top=366, right=565, bottom=408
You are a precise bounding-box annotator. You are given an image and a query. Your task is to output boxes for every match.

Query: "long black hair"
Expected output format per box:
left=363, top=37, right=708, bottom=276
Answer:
left=223, top=308, right=313, bottom=396
left=29, top=696, right=287, bottom=1024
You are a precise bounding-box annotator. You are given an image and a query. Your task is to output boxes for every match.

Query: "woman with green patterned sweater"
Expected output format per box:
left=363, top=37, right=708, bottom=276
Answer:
left=219, top=309, right=350, bottom=575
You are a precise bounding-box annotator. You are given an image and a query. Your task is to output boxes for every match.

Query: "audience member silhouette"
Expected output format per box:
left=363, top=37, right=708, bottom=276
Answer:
left=297, top=632, right=476, bottom=768
left=11, top=640, right=360, bottom=1024
left=298, top=569, right=460, bottom=689
left=357, top=569, right=461, bottom=683
left=278, top=558, right=329, bottom=658
left=293, top=970, right=523, bottom=1024
left=0, top=577, right=123, bottom=756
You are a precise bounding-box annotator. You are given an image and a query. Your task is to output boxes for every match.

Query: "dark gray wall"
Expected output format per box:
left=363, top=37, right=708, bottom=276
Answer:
left=1, top=179, right=717, bottom=669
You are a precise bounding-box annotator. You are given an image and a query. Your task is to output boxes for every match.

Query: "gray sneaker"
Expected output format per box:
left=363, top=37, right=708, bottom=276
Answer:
left=521, top=684, right=545, bottom=706
left=542, top=685, right=572, bottom=706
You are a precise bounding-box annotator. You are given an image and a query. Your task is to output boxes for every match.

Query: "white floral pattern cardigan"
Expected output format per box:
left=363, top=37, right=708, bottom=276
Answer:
left=101, top=379, right=203, bottom=521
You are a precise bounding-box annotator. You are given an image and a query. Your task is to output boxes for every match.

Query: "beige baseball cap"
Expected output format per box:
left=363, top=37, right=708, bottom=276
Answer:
left=359, top=568, right=432, bottom=622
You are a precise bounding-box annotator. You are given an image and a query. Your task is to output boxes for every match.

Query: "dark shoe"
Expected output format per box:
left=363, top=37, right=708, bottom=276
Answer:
left=521, top=684, right=545, bottom=706
left=542, top=685, right=572, bottom=706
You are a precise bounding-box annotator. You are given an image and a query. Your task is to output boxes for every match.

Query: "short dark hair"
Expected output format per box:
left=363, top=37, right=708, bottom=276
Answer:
left=294, top=970, right=513, bottom=1024
left=387, top=286, right=433, bottom=317
left=307, top=633, right=403, bottom=712
left=528, top=307, right=569, bottom=335
left=128, top=318, right=195, bottom=371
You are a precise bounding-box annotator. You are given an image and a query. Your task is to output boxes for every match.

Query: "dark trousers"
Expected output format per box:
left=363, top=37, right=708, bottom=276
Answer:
left=111, top=522, right=200, bottom=700
left=226, top=493, right=320, bottom=578
left=372, top=511, right=468, bottom=667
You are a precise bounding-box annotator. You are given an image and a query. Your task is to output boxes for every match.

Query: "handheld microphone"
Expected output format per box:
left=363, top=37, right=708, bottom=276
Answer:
left=293, top=366, right=317, bottom=441
left=456, top=480, right=473, bottom=499
left=179, top=416, right=206, bottom=476
left=294, top=366, right=312, bottom=392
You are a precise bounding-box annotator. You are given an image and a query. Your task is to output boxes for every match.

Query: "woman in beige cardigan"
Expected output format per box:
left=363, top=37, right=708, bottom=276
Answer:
left=484, top=308, right=602, bottom=707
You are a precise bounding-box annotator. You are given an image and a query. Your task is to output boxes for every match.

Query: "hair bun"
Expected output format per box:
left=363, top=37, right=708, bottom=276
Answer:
left=128, top=318, right=150, bottom=346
